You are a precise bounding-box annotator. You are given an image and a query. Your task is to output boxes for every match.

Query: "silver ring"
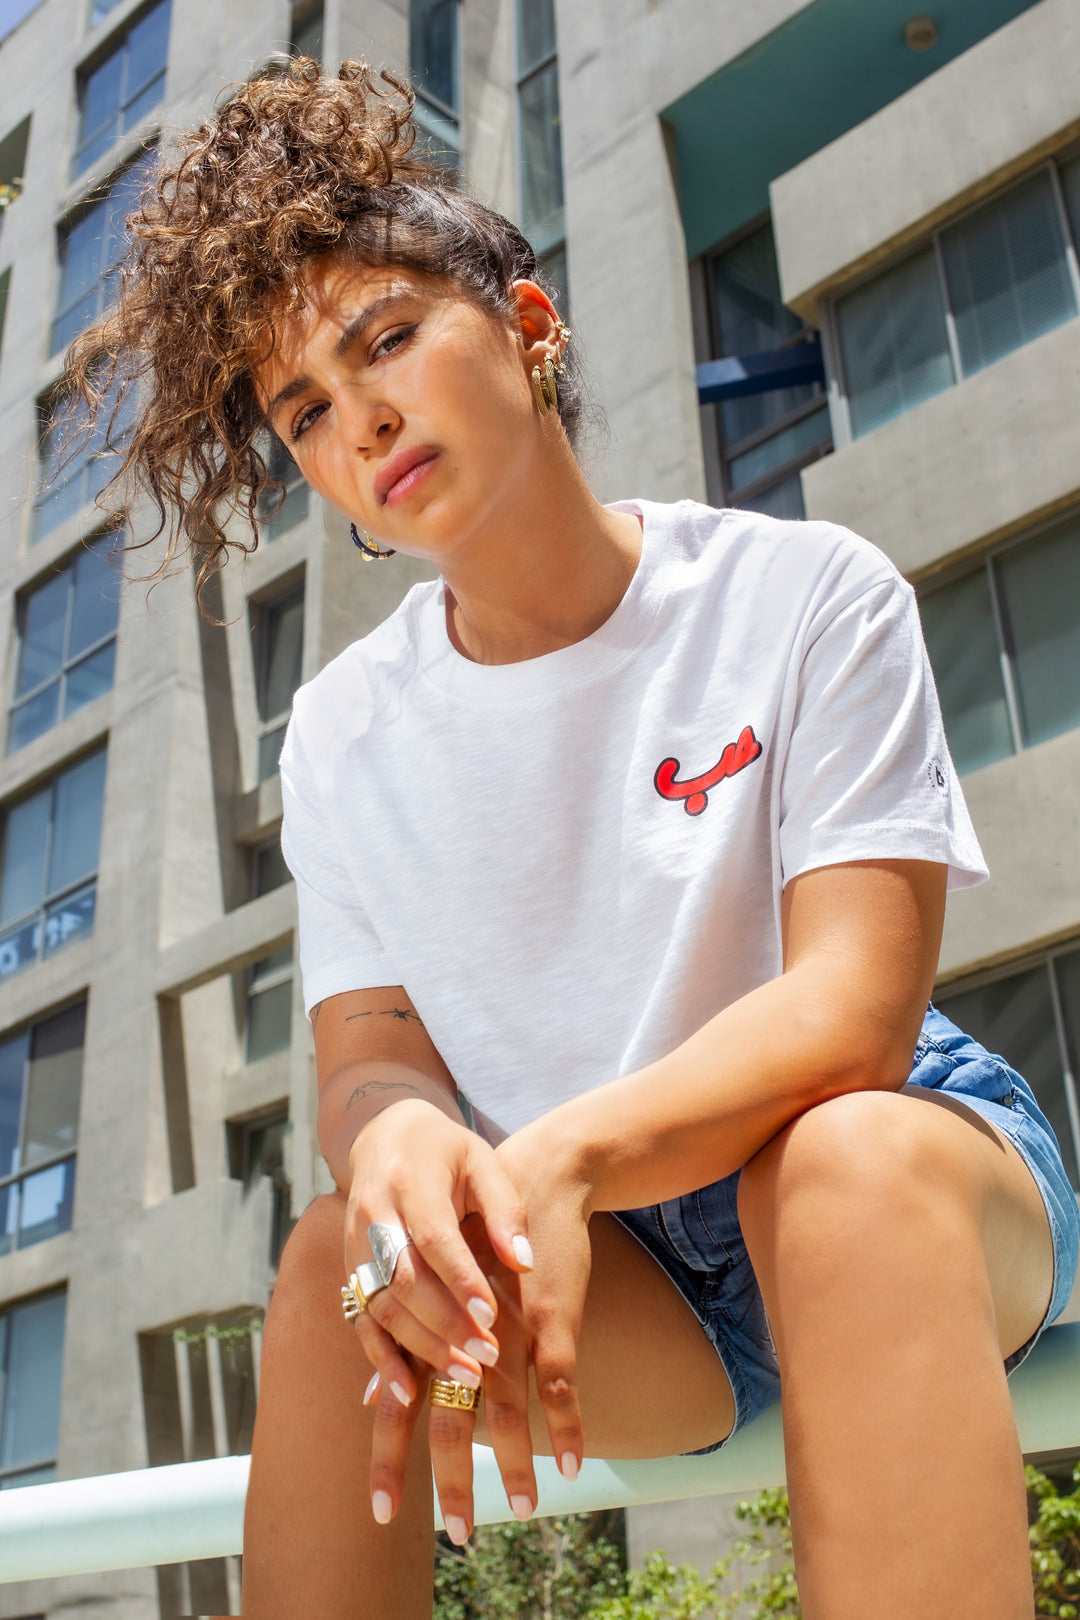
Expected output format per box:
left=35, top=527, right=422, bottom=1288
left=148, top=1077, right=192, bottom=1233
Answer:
left=367, top=1222, right=412, bottom=1289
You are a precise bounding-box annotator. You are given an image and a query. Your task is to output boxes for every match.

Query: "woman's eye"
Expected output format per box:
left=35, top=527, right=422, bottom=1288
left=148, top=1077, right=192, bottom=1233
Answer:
left=290, top=403, right=325, bottom=442
left=372, top=324, right=417, bottom=362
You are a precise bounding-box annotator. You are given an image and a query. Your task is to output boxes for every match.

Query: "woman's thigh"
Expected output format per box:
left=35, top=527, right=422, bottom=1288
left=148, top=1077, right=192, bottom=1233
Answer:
left=475, top=1211, right=738, bottom=1460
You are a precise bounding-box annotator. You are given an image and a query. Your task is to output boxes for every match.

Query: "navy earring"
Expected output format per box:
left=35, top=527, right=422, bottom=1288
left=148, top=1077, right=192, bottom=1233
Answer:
left=350, top=524, right=396, bottom=560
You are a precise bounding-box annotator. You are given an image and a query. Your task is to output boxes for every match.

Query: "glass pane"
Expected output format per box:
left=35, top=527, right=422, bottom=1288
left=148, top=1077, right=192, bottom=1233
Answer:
left=63, top=642, right=116, bottom=717
left=738, top=473, right=806, bottom=521
left=516, top=0, right=555, bottom=75
left=53, top=206, right=108, bottom=352
left=291, top=4, right=323, bottom=60
left=254, top=841, right=290, bottom=896
left=74, top=121, right=118, bottom=177
left=710, top=223, right=814, bottom=447
left=1061, top=154, right=1080, bottom=254
left=0, top=1184, right=15, bottom=1259
left=539, top=241, right=568, bottom=314
left=0, top=918, right=41, bottom=980
left=1, top=1292, right=66, bottom=1469
left=919, top=568, right=1013, bottom=775
left=1, top=1463, right=56, bottom=1487
left=258, top=722, right=288, bottom=782
left=121, top=73, right=166, bottom=135
left=91, top=0, right=122, bottom=21
left=261, top=593, right=304, bottom=719
left=23, top=1003, right=85, bottom=1169
left=0, top=789, right=50, bottom=925
left=839, top=248, right=955, bottom=438
left=938, top=967, right=1080, bottom=1190
left=268, top=481, right=309, bottom=541
left=246, top=981, right=293, bottom=1063
left=518, top=60, right=564, bottom=235
left=251, top=946, right=293, bottom=987
left=17, top=574, right=68, bottom=696
left=996, top=518, right=1080, bottom=749
left=410, top=0, right=458, bottom=112
left=0, top=1035, right=28, bottom=1179
left=42, top=882, right=97, bottom=958
left=7, top=686, right=61, bottom=755
left=125, top=0, right=171, bottom=100
left=48, top=751, right=107, bottom=895
left=1055, top=949, right=1080, bottom=1180
left=942, top=170, right=1077, bottom=378
left=728, top=405, right=830, bottom=493
left=18, top=1159, right=75, bottom=1247
left=78, top=49, right=124, bottom=154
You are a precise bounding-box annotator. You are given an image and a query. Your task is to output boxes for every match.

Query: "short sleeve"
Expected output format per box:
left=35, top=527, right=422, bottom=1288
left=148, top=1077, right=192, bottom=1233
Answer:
left=279, top=716, right=399, bottom=1013
left=778, top=571, right=988, bottom=890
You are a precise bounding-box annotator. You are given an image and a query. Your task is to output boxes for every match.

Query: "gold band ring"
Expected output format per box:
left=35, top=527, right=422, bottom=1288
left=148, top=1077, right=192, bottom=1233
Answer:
left=429, top=1378, right=481, bottom=1412
left=341, top=1267, right=383, bottom=1322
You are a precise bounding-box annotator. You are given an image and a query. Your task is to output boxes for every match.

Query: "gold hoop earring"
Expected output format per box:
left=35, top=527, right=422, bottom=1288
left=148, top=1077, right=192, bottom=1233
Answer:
left=350, top=523, right=396, bottom=560
left=531, top=354, right=558, bottom=414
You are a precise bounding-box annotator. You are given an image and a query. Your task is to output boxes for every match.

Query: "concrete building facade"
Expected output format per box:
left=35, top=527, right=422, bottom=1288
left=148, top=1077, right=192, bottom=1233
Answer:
left=0, top=0, right=1076, bottom=1614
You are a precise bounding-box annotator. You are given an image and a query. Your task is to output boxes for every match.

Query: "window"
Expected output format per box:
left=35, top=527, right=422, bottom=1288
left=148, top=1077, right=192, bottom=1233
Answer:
left=254, top=585, right=303, bottom=781
left=228, top=1109, right=294, bottom=1266
left=33, top=380, right=132, bottom=543
left=706, top=220, right=831, bottom=519
left=0, top=268, right=9, bottom=373
left=0, top=1291, right=66, bottom=1488
left=246, top=947, right=293, bottom=1063
left=0, top=749, right=107, bottom=978
left=259, top=440, right=309, bottom=541
left=73, top=0, right=171, bottom=177
left=52, top=150, right=155, bottom=354
left=515, top=0, right=566, bottom=303
left=253, top=837, right=290, bottom=898
left=919, top=512, right=1080, bottom=774
left=290, top=0, right=322, bottom=60
left=410, top=0, right=461, bottom=170
left=91, top=0, right=125, bottom=23
left=8, top=537, right=120, bottom=754
left=938, top=941, right=1080, bottom=1192
left=835, top=154, right=1080, bottom=440
left=0, top=1004, right=85, bottom=1255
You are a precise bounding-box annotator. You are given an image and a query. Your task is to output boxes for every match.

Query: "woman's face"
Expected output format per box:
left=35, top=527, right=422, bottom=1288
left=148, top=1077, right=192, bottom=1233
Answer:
left=255, top=259, right=553, bottom=562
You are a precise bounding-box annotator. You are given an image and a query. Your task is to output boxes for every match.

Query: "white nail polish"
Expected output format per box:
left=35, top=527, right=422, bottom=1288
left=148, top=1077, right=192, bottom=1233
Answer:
left=363, top=1372, right=381, bottom=1406
left=390, top=1381, right=412, bottom=1407
left=512, top=1234, right=535, bottom=1269
left=510, top=1495, right=533, bottom=1521
left=560, top=1451, right=580, bottom=1482
left=372, top=1490, right=393, bottom=1524
left=468, top=1296, right=495, bottom=1331
left=445, top=1514, right=469, bottom=1545
left=465, top=1338, right=498, bottom=1367
left=448, top=1363, right=481, bottom=1389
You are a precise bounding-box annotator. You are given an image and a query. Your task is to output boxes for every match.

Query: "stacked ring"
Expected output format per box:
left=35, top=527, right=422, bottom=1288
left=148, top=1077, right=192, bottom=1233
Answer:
left=429, top=1378, right=481, bottom=1412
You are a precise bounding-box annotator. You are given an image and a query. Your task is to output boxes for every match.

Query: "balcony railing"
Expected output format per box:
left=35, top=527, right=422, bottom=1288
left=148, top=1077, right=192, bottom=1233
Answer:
left=1, top=1322, right=1078, bottom=1585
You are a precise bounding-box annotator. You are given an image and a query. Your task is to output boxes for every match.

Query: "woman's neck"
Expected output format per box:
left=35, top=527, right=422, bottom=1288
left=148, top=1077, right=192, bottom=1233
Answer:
left=441, top=448, right=644, bottom=667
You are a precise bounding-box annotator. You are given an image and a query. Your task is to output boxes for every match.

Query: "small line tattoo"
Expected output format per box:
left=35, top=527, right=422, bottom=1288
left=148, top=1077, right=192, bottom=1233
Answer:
left=344, top=1080, right=420, bottom=1110
left=346, top=1008, right=423, bottom=1025
left=310, top=1003, right=323, bottom=1030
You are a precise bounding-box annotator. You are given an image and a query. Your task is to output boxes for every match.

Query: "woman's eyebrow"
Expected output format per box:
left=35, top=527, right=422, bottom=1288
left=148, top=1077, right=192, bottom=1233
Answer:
left=264, top=292, right=415, bottom=426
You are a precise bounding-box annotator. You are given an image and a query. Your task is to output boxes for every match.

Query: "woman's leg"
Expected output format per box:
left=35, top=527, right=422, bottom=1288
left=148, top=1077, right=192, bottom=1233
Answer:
left=243, top=1190, right=737, bottom=1618
left=736, top=1084, right=1056, bottom=1620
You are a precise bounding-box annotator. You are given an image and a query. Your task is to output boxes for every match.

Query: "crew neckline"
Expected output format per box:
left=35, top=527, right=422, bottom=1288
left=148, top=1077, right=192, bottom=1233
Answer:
left=416, top=498, right=663, bottom=705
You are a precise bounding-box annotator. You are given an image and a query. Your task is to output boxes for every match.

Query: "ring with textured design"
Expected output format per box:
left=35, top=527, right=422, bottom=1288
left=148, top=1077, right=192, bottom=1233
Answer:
left=429, top=1378, right=481, bottom=1412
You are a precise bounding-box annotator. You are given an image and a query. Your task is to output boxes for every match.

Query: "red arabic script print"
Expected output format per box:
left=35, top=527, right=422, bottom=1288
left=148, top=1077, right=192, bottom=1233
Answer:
left=654, top=725, right=763, bottom=816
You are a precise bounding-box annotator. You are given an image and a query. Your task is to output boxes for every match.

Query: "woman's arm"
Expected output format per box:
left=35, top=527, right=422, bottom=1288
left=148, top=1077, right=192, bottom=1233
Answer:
left=517, top=857, right=947, bottom=1215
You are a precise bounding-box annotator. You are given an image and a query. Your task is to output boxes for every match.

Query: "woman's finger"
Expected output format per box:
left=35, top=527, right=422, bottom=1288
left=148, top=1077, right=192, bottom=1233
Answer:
left=350, top=1311, right=419, bottom=1409
left=358, top=1283, right=485, bottom=1390
left=383, top=1243, right=500, bottom=1370
left=427, top=1383, right=478, bottom=1545
left=479, top=1267, right=539, bottom=1519
left=464, top=1149, right=535, bottom=1277
left=368, top=1361, right=427, bottom=1527
left=529, top=1311, right=585, bottom=1483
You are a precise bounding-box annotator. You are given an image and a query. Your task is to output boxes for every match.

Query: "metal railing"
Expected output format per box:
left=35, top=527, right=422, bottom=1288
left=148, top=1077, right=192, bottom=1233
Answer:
left=1, top=1322, right=1078, bottom=1584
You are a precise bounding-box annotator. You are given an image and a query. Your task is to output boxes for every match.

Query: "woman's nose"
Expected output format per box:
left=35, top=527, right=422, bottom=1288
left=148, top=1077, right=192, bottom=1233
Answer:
left=336, top=387, right=401, bottom=451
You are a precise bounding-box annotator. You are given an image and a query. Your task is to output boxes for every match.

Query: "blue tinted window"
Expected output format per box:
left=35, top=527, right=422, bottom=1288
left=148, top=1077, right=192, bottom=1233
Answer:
left=74, top=0, right=170, bottom=176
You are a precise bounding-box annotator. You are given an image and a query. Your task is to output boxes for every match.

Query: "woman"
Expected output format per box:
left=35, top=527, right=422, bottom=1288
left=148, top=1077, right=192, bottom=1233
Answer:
left=70, top=60, right=1078, bottom=1620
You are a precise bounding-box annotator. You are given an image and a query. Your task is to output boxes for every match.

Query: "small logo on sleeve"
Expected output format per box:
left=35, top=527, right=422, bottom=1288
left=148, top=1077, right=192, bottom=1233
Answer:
left=927, top=757, right=949, bottom=794
left=654, top=725, right=763, bottom=816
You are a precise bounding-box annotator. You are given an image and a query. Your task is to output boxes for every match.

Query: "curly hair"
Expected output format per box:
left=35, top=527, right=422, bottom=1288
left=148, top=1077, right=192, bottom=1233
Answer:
left=63, top=58, right=580, bottom=604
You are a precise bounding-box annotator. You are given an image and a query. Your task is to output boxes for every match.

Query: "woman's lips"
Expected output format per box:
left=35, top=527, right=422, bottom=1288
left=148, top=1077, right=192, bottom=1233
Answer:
left=381, top=451, right=439, bottom=508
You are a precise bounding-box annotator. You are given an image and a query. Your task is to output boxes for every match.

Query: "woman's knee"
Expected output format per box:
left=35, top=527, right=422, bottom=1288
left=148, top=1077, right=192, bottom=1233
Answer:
left=737, top=1087, right=957, bottom=1252
left=275, top=1190, right=349, bottom=1291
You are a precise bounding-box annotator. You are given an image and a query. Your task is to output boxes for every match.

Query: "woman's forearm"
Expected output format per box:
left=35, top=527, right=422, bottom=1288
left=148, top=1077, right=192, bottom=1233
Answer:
left=536, top=959, right=921, bottom=1217
left=318, top=1060, right=466, bottom=1194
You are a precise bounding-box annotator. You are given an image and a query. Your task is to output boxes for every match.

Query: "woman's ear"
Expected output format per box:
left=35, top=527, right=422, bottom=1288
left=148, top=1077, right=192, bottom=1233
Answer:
left=512, top=278, right=559, bottom=356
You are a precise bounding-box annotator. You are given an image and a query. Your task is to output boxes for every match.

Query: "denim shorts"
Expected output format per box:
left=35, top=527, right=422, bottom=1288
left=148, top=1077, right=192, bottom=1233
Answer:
left=611, top=1004, right=1080, bottom=1455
